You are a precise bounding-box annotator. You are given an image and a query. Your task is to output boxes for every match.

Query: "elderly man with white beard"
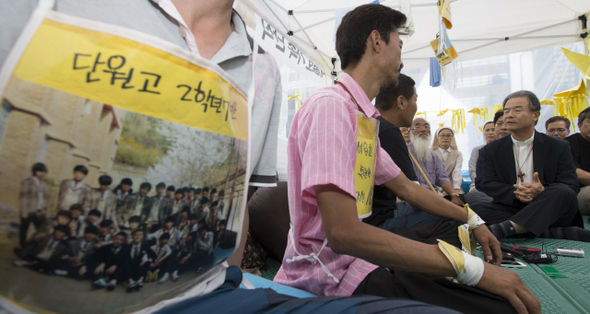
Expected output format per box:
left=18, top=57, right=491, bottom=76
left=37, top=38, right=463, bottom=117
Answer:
left=408, top=118, right=464, bottom=207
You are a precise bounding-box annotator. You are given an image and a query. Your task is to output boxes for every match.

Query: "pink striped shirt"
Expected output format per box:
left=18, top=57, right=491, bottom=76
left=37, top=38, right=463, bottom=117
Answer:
left=273, top=73, right=401, bottom=296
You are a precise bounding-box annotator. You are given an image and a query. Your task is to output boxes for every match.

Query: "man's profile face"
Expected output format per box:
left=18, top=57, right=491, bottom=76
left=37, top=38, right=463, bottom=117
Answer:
left=411, top=118, right=430, bottom=139
left=380, top=30, right=404, bottom=89
left=400, top=88, right=418, bottom=127
left=579, top=118, right=590, bottom=141
left=546, top=120, right=570, bottom=139
left=503, top=97, right=539, bottom=133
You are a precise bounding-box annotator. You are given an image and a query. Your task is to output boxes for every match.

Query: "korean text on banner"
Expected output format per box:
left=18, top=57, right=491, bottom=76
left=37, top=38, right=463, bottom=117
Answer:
left=12, top=18, right=248, bottom=141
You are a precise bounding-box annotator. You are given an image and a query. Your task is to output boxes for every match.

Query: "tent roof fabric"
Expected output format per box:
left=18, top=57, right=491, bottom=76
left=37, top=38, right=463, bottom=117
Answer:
left=240, top=0, right=589, bottom=75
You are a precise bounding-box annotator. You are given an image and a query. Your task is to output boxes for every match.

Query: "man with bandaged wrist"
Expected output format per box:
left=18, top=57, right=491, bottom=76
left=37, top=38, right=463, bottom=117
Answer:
left=274, top=4, right=540, bottom=314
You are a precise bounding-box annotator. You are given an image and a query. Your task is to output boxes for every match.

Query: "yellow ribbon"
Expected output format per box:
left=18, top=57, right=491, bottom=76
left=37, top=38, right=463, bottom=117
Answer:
left=451, top=109, right=465, bottom=134
left=288, top=94, right=302, bottom=112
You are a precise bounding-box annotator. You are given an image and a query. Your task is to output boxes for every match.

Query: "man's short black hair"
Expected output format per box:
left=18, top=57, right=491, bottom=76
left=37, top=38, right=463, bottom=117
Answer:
left=188, top=213, right=200, bottom=220
left=31, top=162, right=47, bottom=176
left=100, top=219, right=113, bottom=228
left=98, top=175, right=112, bottom=186
left=84, top=225, right=100, bottom=235
left=203, top=187, right=210, bottom=192
left=578, top=107, right=590, bottom=126
left=181, top=205, right=191, bottom=214
left=156, top=182, right=166, bottom=189
left=88, top=209, right=102, bottom=217
left=493, top=110, right=504, bottom=125
left=69, top=203, right=83, bottom=212
left=200, top=197, right=209, bottom=205
left=121, top=178, right=133, bottom=186
left=218, top=189, right=224, bottom=197
left=211, top=188, right=217, bottom=194
left=174, top=189, right=183, bottom=195
left=115, top=232, right=127, bottom=240
left=195, top=187, right=202, bottom=194
left=73, top=165, right=88, bottom=175
left=129, top=215, right=142, bottom=223
left=336, top=4, right=406, bottom=70
left=219, top=219, right=227, bottom=227
left=167, top=185, right=176, bottom=192
left=159, top=233, right=171, bottom=241
left=375, top=74, right=416, bottom=111
left=165, top=216, right=175, bottom=223
left=54, top=225, right=70, bottom=235
left=211, top=200, right=219, bottom=208
left=545, top=116, right=571, bottom=130
left=139, top=182, right=152, bottom=191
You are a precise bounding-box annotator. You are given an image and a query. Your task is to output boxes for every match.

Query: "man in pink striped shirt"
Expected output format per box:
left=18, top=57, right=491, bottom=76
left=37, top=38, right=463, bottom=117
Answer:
left=274, top=4, right=539, bottom=314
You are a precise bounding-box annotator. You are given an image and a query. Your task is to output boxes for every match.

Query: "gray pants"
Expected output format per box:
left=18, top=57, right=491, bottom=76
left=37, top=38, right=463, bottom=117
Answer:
left=578, top=185, right=590, bottom=215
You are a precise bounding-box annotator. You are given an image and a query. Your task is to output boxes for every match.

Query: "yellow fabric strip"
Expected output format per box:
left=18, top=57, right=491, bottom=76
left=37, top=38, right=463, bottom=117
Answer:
left=437, top=239, right=465, bottom=275
left=13, top=18, right=248, bottom=140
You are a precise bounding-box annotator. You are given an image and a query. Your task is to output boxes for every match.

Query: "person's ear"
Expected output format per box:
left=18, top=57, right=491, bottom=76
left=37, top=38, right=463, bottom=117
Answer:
left=369, top=30, right=381, bottom=53
left=396, top=95, right=405, bottom=110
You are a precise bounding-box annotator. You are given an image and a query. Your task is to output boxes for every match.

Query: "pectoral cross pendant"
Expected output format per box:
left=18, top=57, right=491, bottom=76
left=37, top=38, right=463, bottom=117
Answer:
left=518, top=171, right=525, bottom=184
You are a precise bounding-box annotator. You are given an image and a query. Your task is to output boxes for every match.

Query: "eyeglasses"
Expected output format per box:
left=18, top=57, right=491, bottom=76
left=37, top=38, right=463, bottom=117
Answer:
left=547, top=128, right=567, bottom=134
left=438, top=134, right=453, bottom=138
left=411, top=125, right=430, bottom=131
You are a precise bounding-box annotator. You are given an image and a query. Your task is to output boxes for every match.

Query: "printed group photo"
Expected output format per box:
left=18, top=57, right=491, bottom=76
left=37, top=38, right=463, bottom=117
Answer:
left=0, top=77, right=247, bottom=313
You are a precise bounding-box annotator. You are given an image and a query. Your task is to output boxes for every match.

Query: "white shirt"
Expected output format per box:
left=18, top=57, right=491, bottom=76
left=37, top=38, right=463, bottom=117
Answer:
left=511, top=133, right=535, bottom=184
left=437, top=147, right=451, bottom=162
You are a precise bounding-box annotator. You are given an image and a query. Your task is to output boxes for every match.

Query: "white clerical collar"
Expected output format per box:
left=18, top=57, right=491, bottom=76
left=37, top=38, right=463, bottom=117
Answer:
left=511, top=132, right=535, bottom=147
left=438, top=147, right=451, bottom=154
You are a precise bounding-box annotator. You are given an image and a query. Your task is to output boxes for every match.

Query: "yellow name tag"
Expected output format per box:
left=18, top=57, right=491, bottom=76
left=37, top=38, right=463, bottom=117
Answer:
left=354, top=113, right=378, bottom=218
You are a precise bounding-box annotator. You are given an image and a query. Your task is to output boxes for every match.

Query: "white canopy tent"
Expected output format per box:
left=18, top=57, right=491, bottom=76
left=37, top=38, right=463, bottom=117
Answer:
left=240, top=0, right=589, bottom=75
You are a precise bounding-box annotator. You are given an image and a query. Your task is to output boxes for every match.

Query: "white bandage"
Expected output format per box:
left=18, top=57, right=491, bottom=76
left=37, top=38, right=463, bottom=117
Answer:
left=465, top=204, right=485, bottom=230
left=456, top=251, right=485, bottom=286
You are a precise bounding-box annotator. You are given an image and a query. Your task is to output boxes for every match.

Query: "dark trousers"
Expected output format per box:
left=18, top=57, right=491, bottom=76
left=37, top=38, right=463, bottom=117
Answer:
left=387, top=218, right=462, bottom=247
left=126, top=260, right=149, bottom=281
left=19, top=213, right=44, bottom=248
left=353, top=267, right=516, bottom=314
left=473, top=183, right=581, bottom=235
left=156, top=266, right=459, bottom=314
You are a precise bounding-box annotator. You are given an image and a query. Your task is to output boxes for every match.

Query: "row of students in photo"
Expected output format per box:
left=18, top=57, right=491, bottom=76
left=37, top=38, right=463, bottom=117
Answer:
left=13, top=206, right=233, bottom=292
left=18, top=164, right=226, bottom=249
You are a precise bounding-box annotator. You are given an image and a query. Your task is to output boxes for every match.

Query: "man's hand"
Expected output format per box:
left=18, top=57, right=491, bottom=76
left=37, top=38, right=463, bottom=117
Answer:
left=450, top=195, right=464, bottom=207
left=472, top=225, right=502, bottom=265
left=477, top=263, right=541, bottom=314
left=513, top=172, right=544, bottom=203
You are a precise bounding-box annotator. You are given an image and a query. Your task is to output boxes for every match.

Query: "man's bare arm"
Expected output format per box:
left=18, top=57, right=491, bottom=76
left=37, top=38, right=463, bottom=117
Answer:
left=577, top=168, right=590, bottom=186
left=316, top=183, right=540, bottom=314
